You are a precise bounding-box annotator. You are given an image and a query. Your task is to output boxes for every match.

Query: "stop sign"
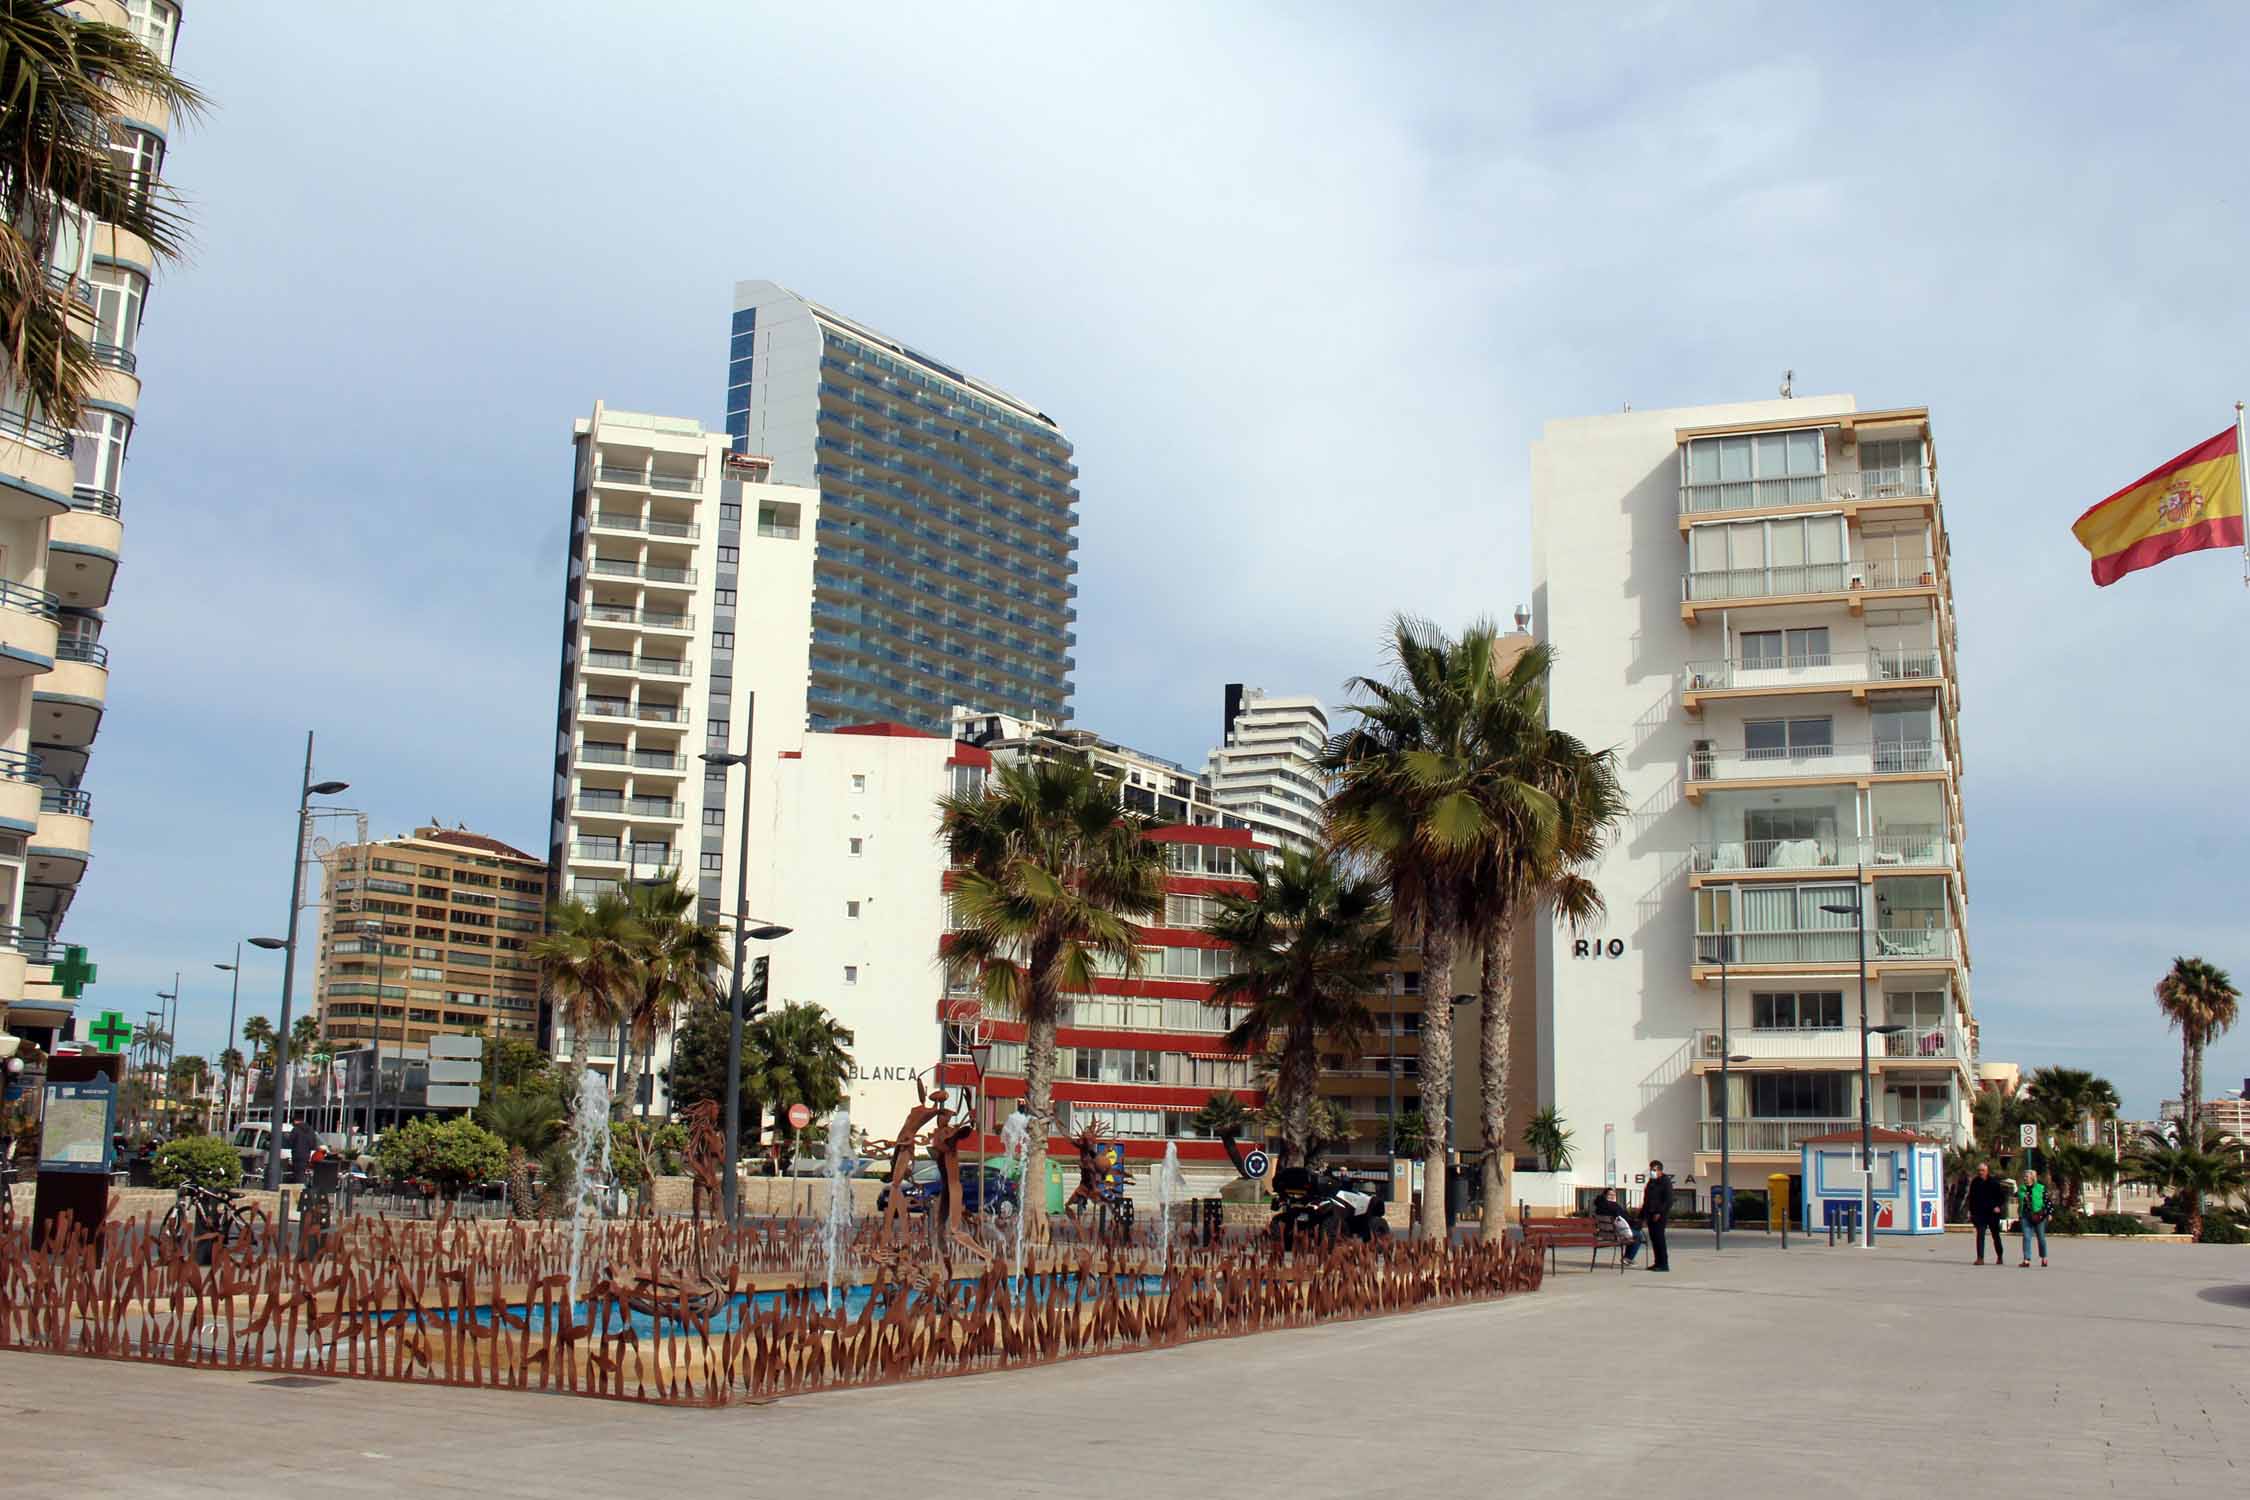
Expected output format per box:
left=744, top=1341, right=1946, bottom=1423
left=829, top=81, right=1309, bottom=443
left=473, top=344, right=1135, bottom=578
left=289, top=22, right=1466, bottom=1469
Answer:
left=787, top=1103, right=812, bottom=1130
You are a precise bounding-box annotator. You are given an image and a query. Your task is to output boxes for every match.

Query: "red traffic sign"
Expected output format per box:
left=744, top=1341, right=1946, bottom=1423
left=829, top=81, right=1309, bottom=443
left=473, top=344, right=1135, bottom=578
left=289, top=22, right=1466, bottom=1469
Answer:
left=787, top=1103, right=811, bottom=1130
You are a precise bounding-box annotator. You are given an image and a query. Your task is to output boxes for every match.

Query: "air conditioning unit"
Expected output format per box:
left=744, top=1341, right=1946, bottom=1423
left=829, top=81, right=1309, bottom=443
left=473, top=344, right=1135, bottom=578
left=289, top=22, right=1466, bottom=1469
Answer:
left=1701, top=1032, right=1724, bottom=1058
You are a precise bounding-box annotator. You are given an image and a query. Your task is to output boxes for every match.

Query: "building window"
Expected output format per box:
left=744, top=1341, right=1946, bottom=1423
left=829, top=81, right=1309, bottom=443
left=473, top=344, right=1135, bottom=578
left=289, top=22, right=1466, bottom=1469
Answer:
left=843, top=965, right=859, bottom=985
left=719, top=502, right=741, bottom=523
left=1743, top=716, right=1834, bottom=759
left=700, top=852, right=723, bottom=873
left=708, top=719, right=729, bottom=742
left=846, top=900, right=861, bottom=918
left=1751, top=991, right=1844, bottom=1029
left=717, top=546, right=739, bottom=564
left=714, top=589, right=736, bottom=607
left=848, top=837, right=863, bottom=856
left=711, top=631, right=733, bottom=652
left=850, top=774, right=866, bottom=794
left=703, top=808, right=725, bottom=828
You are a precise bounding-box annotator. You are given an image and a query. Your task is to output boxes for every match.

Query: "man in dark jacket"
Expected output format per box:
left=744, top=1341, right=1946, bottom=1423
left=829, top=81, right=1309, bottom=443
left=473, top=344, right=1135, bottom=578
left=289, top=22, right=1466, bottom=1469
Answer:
left=1966, top=1161, right=2008, bottom=1265
left=1641, top=1162, right=1674, bottom=1272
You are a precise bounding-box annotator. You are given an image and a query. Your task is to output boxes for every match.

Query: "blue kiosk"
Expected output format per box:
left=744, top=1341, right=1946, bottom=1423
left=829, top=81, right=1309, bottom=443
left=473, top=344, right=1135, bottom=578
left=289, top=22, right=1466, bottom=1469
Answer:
left=1799, top=1126, right=1946, bottom=1236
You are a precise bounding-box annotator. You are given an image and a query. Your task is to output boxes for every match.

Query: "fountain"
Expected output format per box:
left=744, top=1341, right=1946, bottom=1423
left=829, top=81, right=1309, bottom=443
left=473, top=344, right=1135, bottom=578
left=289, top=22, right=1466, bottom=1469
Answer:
left=1153, top=1140, right=1187, bottom=1266
left=564, top=1068, right=614, bottom=1302
left=820, top=1106, right=854, bottom=1311
left=997, top=1111, right=1032, bottom=1279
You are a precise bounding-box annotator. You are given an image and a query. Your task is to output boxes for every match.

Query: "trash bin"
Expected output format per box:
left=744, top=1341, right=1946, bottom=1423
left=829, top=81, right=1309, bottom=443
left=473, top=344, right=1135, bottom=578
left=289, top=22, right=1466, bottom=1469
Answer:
left=1444, top=1164, right=1469, bottom=1229
left=1767, top=1173, right=1790, bottom=1231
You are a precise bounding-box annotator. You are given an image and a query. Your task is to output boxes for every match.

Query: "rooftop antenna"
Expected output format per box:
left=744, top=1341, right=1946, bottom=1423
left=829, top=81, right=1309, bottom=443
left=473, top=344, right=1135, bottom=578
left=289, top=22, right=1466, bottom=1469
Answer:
left=1779, top=369, right=1795, bottom=399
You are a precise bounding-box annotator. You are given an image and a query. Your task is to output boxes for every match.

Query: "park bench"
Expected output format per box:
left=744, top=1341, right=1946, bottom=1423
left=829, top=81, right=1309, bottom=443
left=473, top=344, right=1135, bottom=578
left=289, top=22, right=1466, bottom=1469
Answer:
left=1522, top=1215, right=1630, bottom=1273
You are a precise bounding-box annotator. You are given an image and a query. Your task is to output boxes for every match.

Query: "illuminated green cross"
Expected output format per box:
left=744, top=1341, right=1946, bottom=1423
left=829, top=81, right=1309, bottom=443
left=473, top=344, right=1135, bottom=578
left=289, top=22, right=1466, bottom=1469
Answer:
left=89, top=1009, right=131, bottom=1053
left=54, top=944, right=96, bottom=999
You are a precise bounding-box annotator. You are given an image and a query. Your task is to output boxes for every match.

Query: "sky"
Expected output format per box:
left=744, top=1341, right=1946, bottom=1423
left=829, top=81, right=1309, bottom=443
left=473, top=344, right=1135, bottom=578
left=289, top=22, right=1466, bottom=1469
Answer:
left=78, top=1, right=2250, bottom=1116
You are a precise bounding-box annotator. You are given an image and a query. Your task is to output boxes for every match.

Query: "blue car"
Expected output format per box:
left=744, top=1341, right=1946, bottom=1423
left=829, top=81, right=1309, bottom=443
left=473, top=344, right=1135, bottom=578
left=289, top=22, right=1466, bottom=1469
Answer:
left=877, top=1161, right=1020, bottom=1218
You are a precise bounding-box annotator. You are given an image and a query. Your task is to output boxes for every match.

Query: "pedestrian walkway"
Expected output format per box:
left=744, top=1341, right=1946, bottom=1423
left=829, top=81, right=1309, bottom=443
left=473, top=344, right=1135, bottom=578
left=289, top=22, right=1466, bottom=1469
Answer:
left=3, top=1233, right=2245, bottom=1497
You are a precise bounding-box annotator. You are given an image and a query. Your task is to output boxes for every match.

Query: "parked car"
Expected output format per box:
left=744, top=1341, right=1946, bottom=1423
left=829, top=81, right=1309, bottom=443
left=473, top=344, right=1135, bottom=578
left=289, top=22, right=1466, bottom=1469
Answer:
left=229, top=1124, right=273, bottom=1181
left=877, top=1161, right=1019, bottom=1218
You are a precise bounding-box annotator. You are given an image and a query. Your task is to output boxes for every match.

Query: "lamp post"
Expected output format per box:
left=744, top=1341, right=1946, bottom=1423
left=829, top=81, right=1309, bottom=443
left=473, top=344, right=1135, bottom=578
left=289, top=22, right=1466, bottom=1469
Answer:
left=213, top=946, right=242, bottom=1135
left=153, top=984, right=176, bottom=1114
left=251, top=730, right=349, bottom=1190
left=1703, top=933, right=1752, bottom=1249
left=359, top=917, right=387, bottom=1146
left=1822, top=871, right=1908, bottom=1249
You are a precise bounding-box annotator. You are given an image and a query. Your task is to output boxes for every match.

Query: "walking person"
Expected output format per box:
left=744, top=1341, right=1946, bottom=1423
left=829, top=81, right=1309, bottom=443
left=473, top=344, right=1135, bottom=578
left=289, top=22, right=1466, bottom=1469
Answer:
left=2018, top=1167, right=2053, bottom=1268
left=1967, top=1161, right=2008, bottom=1266
left=1641, top=1160, right=1674, bottom=1272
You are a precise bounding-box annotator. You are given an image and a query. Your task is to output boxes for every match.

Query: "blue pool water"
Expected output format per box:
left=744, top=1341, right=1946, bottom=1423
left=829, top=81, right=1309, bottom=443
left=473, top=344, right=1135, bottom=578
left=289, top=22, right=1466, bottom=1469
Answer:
left=445, top=1271, right=1164, bottom=1340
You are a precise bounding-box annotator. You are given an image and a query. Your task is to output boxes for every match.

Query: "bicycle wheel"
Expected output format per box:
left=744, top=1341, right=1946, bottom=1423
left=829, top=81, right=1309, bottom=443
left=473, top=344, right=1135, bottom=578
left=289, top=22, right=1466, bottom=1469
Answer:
left=159, top=1201, right=191, bottom=1257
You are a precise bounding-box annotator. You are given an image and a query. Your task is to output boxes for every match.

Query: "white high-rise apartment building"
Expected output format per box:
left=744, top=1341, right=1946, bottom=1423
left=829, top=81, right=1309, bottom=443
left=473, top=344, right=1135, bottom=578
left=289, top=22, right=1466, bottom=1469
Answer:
left=1531, top=394, right=1973, bottom=1203
left=0, top=1, right=184, bottom=1053
left=1203, top=686, right=1327, bottom=857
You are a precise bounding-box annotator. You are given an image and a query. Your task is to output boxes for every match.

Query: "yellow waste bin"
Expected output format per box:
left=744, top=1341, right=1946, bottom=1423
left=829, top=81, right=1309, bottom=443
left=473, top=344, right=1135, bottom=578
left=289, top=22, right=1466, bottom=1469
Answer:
left=1767, top=1173, right=1790, bottom=1230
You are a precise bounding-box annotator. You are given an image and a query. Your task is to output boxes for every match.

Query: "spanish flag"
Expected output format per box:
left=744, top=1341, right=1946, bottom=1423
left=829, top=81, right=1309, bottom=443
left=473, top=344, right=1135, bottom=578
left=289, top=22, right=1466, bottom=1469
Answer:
left=2072, top=424, right=2244, bottom=586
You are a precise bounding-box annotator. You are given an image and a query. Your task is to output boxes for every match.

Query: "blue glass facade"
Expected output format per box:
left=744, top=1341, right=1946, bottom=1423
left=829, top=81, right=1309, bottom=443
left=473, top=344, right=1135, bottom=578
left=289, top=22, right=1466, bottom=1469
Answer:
left=725, top=294, right=1077, bottom=733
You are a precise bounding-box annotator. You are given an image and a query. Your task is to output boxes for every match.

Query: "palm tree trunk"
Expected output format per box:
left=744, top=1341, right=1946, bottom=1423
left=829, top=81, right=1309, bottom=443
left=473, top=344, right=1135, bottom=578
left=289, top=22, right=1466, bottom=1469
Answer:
left=640, top=1044, right=658, bottom=1122
left=1281, top=1026, right=1317, bottom=1168
left=2183, top=1037, right=2199, bottom=1147
left=1417, top=891, right=1458, bottom=1243
left=1023, top=939, right=1063, bottom=1243
left=2190, top=1037, right=2205, bottom=1146
left=1477, top=913, right=1512, bottom=1239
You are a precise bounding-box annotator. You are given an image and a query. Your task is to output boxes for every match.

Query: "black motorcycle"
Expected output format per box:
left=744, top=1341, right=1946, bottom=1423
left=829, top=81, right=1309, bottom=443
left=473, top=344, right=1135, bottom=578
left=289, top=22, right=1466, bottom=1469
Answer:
left=1270, top=1164, right=1389, bottom=1247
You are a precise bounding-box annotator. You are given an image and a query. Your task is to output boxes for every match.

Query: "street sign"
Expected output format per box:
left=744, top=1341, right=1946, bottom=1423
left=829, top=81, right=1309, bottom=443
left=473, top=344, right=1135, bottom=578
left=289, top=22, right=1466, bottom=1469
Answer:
left=426, top=1084, right=480, bottom=1109
left=88, top=1010, right=131, bottom=1055
left=2019, top=1123, right=2039, bottom=1149
left=787, top=1102, right=811, bottom=1130
left=1241, top=1148, right=1270, bottom=1178
left=427, top=1059, right=479, bottom=1086
left=428, top=1034, right=484, bottom=1060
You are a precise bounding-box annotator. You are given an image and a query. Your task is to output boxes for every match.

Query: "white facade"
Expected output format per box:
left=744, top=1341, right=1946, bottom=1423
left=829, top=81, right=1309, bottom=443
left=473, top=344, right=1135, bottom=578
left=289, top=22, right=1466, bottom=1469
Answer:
left=1203, top=686, right=1327, bottom=856
left=1531, top=394, right=1974, bottom=1197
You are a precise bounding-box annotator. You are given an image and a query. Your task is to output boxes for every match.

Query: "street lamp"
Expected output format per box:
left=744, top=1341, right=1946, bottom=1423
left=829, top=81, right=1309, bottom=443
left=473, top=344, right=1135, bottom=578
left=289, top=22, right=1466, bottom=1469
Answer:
left=213, top=947, right=243, bottom=1135
left=360, top=917, right=388, bottom=1144
left=249, top=733, right=348, bottom=1190
left=1700, top=932, right=1755, bottom=1248
left=155, top=976, right=178, bottom=1078
left=702, top=700, right=791, bottom=1221
left=1822, top=873, right=1909, bottom=1249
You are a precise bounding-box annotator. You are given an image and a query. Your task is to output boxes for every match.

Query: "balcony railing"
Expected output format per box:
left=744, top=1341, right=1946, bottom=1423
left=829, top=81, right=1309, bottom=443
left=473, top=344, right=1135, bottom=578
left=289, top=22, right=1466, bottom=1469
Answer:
left=0, top=580, right=59, bottom=620
left=593, top=466, right=648, bottom=488
left=1693, top=1025, right=1967, bottom=1063
left=1682, top=558, right=1938, bottom=604
left=54, top=637, right=105, bottom=668
left=0, top=409, right=73, bottom=457
left=88, top=341, right=136, bottom=373
left=626, top=798, right=678, bottom=818
left=1700, top=1114, right=1963, bottom=1152
left=584, top=604, right=694, bottom=631
left=1692, top=927, right=1960, bottom=965
left=1681, top=648, right=1944, bottom=695
left=1687, top=741, right=1947, bottom=783
left=569, top=840, right=625, bottom=863
left=572, top=794, right=627, bottom=814
left=40, top=787, right=90, bottom=816
left=1690, top=833, right=1954, bottom=874
left=1678, top=471, right=1934, bottom=516
left=580, top=699, right=688, bottom=726
left=70, top=486, right=120, bottom=518
left=591, top=513, right=701, bottom=540
left=0, top=749, right=38, bottom=784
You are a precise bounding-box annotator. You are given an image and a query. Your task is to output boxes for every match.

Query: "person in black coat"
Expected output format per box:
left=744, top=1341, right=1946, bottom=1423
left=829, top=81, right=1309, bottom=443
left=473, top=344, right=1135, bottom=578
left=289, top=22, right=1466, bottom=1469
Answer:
left=1591, top=1189, right=1643, bottom=1264
left=1641, top=1162, right=1674, bottom=1271
left=1965, top=1161, right=2008, bottom=1266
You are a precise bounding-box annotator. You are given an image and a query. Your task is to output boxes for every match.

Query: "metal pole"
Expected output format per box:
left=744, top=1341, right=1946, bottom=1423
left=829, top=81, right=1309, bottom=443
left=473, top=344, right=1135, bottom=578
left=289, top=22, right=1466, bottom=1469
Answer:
left=1717, top=936, right=1730, bottom=1251
left=720, top=691, right=756, bottom=1223
left=364, top=911, right=383, bottom=1149
left=223, top=944, right=241, bottom=1135
left=264, top=732, right=315, bottom=1190
left=166, top=972, right=178, bottom=1077
left=1855, top=861, right=1873, bottom=1249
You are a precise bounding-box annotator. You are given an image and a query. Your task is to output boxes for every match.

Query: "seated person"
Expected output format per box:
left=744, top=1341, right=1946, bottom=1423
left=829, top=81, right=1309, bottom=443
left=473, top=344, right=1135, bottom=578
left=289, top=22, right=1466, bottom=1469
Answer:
left=1589, top=1189, right=1642, bottom=1263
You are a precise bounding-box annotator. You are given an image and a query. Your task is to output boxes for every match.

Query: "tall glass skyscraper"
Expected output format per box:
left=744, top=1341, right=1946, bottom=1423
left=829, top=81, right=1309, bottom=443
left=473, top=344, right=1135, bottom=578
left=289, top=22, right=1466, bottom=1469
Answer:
left=725, top=281, right=1079, bottom=732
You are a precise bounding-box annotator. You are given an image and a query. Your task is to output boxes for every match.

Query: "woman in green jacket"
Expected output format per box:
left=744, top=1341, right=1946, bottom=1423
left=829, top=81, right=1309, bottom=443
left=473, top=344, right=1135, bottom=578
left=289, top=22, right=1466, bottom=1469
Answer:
left=2018, top=1168, right=2053, bottom=1267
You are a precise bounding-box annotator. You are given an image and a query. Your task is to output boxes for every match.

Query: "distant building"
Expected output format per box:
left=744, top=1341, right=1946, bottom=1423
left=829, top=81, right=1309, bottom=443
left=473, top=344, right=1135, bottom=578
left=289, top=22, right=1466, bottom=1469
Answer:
left=2159, top=1091, right=2250, bottom=1137
left=1977, top=1061, right=2021, bottom=1096
left=312, top=826, right=549, bottom=1052
left=1204, top=686, right=1327, bottom=857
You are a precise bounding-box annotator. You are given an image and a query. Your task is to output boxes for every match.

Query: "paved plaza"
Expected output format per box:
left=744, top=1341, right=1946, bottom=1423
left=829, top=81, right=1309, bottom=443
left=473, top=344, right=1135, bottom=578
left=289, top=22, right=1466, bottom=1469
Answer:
left=4, top=1232, right=2246, bottom=1497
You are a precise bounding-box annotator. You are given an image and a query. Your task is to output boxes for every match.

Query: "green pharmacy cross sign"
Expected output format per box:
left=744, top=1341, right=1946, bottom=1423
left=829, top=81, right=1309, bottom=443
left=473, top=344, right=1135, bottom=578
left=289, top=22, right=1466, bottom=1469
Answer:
left=89, top=1009, right=132, bottom=1055
left=54, top=944, right=96, bottom=998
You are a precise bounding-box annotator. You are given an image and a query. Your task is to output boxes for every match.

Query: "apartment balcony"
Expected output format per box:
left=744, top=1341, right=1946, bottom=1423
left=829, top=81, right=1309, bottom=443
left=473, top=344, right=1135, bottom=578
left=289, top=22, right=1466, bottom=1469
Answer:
left=1698, top=1113, right=1965, bottom=1155
left=586, top=557, right=699, bottom=591
left=579, top=649, right=689, bottom=681
left=576, top=744, right=687, bottom=774
left=1680, top=648, right=1945, bottom=715
left=1690, top=926, right=1961, bottom=968
left=588, top=512, right=700, bottom=542
left=1676, top=469, right=1935, bottom=525
left=1685, top=740, right=1948, bottom=798
left=579, top=697, right=689, bottom=728
left=30, top=790, right=91, bottom=884
left=591, top=465, right=701, bottom=496
left=0, top=580, right=59, bottom=674
left=88, top=341, right=137, bottom=375
left=0, top=749, right=40, bottom=828
left=567, top=840, right=628, bottom=868
left=1679, top=558, right=1940, bottom=621
left=1688, top=832, right=1956, bottom=878
left=1691, top=1024, right=1970, bottom=1067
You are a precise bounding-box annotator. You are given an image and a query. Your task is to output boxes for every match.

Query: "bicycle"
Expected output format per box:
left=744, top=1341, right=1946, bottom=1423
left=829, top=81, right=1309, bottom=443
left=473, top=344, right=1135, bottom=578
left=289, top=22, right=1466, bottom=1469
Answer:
left=159, top=1180, right=264, bottom=1259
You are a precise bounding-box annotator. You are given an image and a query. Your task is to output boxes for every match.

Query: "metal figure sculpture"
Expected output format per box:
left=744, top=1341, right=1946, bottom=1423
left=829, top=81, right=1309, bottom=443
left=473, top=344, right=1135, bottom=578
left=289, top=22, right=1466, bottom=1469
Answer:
left=1061, top=1118, right=1134, bottom=1240
left=873, top=1078, right=952, bottom=1240
left=681, top=1100, right=726, bottom=1225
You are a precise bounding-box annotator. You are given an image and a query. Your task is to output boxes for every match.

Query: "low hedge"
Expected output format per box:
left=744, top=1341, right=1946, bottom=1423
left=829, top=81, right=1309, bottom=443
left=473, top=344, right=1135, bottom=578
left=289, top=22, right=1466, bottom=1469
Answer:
left=152, top=1135, right=242, bottom=1191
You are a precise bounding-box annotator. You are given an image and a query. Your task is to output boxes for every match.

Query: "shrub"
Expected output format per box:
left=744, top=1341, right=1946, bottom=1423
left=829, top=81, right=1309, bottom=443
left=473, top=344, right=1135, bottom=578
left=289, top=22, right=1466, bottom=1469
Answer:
left=2200, top=1210, right=2249, bottom=1245
left=152, top=1134, right=241, bottom=1191
left=375, top=1117, right=508, bottom=1192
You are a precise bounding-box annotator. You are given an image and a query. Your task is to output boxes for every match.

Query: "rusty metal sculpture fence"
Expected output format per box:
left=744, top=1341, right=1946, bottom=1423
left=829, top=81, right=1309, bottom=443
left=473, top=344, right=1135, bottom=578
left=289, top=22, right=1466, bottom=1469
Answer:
left=0, top=1211, right=1543, bottom=1406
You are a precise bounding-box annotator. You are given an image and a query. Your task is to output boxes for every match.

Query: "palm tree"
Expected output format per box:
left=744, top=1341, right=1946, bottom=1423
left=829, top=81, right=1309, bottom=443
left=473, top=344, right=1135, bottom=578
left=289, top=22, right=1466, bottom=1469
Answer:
left=1524, top=1105, right=1575, bottom=1173
left=240, top=1016, right=275, bottom=1070
left=1205, top=847, right=1395, bottom=1168
left=1458, top=639, right=1624, bottom=1234
left=619, top=881, right=726, bottom=1119
left=742, top=1002, right=854, bottom=1162
left=530, top=889, right=643, bottom=1080
left=1324, top=614, right=1525, bottom=1240
left=2155, top=957, right=2240, bottom=1145
left=0, top=2, right=200, bottom=425
left=937, top=758, right=1168, bottom=1235
left=2047, top=1140, right=2119, bottom=1214
left=2127, top=1127, right=2248, bottom=1241
left=1192, top=1090, right=1252, bottom=1140
left=478, top=1090, right=564, bottom=1156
